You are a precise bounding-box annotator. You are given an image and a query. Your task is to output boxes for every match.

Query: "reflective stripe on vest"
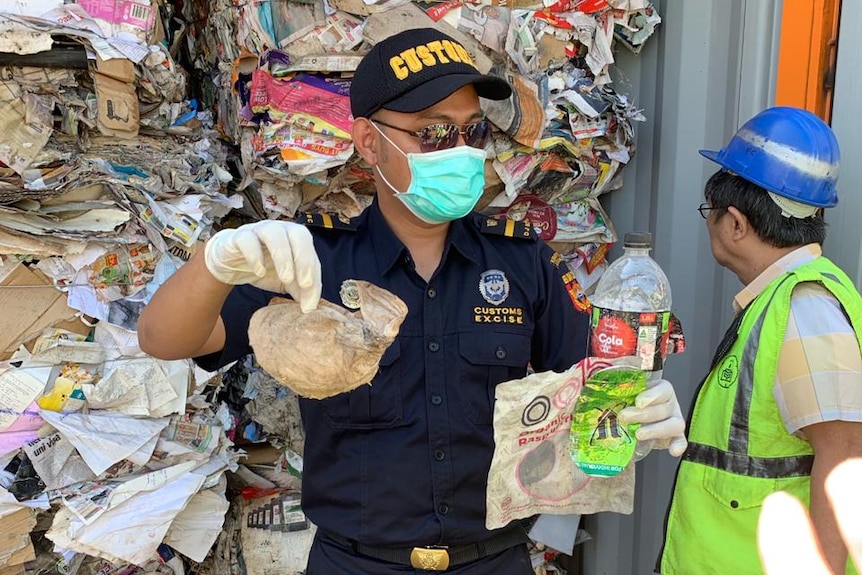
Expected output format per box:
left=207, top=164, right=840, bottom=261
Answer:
left=684, top=442, right=813, bottom=479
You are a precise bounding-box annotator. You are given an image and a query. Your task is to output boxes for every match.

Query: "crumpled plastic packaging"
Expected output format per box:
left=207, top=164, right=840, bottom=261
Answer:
left=248, top=280, right=408, bottom=399
left=485, top=356, right=638, bottom=530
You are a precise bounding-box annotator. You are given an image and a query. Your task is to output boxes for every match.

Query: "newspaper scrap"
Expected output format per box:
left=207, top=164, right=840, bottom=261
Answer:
left=458, top=4, right=510, bottom=53
left=615, top=2, right=661, bottom=54
left=291, top=11, right=366, bottom=54
left=46, top=465, right=206, bottom=565
left=0, top=90, right=54, bottom=175
left=505, top=9, right=543, bottom=75
left=39, top=411, right=170, bottom=476
left=23, top=431, right=96, bottom=491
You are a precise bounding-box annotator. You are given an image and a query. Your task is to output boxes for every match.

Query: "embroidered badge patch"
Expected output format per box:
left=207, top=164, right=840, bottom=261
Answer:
left=549, top=251, right=563, bottom=268
left=339, top=279, right=361, bottom=309
left=561, top=269, right=590, bottom=312
left=717, top=355, right=738, bottom=389
left=479, top=269, right=509, bottom=305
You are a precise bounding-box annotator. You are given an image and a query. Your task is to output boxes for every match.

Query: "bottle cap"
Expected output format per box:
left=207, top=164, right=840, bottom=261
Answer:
left=623, top=232, right=652, bottom=248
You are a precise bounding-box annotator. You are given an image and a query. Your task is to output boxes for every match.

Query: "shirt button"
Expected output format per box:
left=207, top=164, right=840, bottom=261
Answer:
left=495, top=347, right=507, bottom=360
left=430, top=394, right=443, bottom=406
left=427, top=288, right=437, bottom=299
left=428, top=340, right=440, bottom=352
left=434, top=449, right=445, bottom=461
left=438, top=503, right=450, bottom=515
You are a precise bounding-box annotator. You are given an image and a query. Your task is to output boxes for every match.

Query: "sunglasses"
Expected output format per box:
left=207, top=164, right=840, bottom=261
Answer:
left=372, top=118, right=491, bottom=152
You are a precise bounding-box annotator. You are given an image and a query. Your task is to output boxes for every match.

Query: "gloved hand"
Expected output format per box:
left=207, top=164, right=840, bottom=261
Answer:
left=618, top=379, right=687, bottom=457
left=204, top=220, right=322, bottom=312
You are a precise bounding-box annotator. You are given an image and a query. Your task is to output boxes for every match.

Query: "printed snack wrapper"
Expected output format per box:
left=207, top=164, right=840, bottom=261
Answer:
left=486, top=356, right=638, bottom=530
left=88, top=244, right=156, bottom=298
left=570, top=365, right=645, bottom=477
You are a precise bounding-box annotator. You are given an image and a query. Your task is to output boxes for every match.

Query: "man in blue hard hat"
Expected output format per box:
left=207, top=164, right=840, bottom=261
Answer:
left=660, top=106, right=862, bottom=575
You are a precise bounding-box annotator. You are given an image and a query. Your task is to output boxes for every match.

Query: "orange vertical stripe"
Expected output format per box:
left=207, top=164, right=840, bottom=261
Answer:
left=776, top=2, right=815, bottom=109
left=776, top=0, right=841, bottom=122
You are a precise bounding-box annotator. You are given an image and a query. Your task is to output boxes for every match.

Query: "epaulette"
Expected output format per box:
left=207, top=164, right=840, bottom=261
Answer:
left=301, top=211, right=357, bottom=232
left=479, top=217, right=534, bottom=240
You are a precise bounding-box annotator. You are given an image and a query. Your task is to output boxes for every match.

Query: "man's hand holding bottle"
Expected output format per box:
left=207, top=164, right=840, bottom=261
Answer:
left=620, top=380, right=688, bottom=457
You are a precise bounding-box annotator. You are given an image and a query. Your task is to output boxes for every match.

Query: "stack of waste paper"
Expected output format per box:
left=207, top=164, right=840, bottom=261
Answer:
left=0, top=1, right=244, bottom=574
left=182, top=0, right=661, bottom=291
left=0, top=321, right=239, bottom=573
left=0, top=0, right=660, bottom=572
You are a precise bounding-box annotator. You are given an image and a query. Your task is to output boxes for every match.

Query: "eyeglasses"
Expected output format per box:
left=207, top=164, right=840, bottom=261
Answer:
left=698, top=202, right=721, bottom=219
left=372, top=118, right=491, bottom=152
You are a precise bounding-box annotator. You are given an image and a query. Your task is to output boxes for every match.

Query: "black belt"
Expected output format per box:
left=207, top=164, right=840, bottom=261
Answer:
left=319, top=523, right=531, bottom=571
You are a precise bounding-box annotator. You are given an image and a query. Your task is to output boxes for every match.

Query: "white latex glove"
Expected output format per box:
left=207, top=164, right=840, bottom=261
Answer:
left=618, top=379, right=687, bottom=457
left=204, top=220, right=322, bottom=312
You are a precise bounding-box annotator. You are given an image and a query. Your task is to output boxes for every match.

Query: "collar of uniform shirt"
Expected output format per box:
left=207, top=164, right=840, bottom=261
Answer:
left=367, top=198, right=480, bottom=275
left=366, top=199, right=408, bottom=275
left=733, top=243, right=822, bottom=313
left=446, top=213, right=481, bottom=264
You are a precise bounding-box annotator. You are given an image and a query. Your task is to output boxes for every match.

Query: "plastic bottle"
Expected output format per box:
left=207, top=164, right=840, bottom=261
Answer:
left=587, top=231, right=672, bottom=460
left=589, top=232, right=672, bottom=374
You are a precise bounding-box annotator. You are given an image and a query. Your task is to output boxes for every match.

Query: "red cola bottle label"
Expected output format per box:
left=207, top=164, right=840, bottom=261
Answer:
left=589, top=306, right=671, bottom=372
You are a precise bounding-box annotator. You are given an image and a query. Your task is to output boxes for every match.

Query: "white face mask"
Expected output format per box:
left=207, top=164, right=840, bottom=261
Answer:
left=373, top=123, right=486, bottom=225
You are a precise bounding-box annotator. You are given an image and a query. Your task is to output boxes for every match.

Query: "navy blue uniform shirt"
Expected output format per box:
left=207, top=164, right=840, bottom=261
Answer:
left=196, top=199, right=590, bottom=547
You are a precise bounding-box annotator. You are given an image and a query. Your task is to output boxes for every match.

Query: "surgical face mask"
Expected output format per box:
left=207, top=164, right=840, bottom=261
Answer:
left=372, top=122, right=486, bottom=225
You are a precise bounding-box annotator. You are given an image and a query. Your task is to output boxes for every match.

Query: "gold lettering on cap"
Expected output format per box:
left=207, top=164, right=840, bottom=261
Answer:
left=388, top=40, right=480, bottom=81
left=426, top=41, right=450, bottom=64
left=416, top=45, right=436, bottom=66
left=441, top=40, right=462, bottom=62
left=390, top=56, right=409, bottom=80
left=401, top=48, right=423, bottom=73
left=454, top=44, right=476, bottom=68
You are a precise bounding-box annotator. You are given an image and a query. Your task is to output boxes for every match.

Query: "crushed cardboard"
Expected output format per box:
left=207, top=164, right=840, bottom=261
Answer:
left=0, top=507, right=37, bottom=569
left=95, top=55, right=136, bottom=83
left=94, top=71, right=140, bottom=138
left=0, top=263, right=90, bottom=360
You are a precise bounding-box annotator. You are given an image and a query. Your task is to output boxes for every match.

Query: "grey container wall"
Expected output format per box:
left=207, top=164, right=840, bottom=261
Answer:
left=828, top=1, right=862, bottom=283
left=581, top=1, right=784, bottom=573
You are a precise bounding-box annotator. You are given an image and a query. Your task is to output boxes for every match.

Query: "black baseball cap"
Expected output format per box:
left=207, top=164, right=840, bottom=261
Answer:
left=350, top=28, right=512, bottom=119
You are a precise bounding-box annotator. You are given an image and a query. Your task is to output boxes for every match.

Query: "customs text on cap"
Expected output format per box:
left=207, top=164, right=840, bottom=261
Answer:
left=350, top=28, right=512, bottom=119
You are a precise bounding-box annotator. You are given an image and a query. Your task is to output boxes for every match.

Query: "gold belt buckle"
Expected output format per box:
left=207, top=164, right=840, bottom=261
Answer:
left=410, top=546, right=450, bottom=571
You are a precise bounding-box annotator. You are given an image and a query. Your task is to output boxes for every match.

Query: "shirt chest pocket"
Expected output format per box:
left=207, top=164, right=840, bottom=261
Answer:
left=322, top=340, right=406, bottom=429
left=458, top=332, right=532, bottom=425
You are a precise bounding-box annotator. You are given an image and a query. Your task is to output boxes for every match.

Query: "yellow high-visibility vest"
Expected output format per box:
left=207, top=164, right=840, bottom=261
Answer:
left=661, top=256, right=862, bottom=575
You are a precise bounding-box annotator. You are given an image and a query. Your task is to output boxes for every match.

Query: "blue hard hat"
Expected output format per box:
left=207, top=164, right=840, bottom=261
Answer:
left=699, top=106, right=840, bottom=207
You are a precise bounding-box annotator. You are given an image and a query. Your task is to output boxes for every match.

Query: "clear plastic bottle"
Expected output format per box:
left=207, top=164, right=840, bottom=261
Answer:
left=589, top=231, right=672, bottom=458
